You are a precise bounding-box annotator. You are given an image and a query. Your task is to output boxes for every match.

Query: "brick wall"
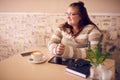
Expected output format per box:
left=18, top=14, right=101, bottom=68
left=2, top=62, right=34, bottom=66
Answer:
left=0, top=13, right=120, bottom=61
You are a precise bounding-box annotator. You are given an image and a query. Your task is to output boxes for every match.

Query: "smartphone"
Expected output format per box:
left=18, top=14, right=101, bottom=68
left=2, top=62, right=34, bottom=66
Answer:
left=21, top=52, right=32, bottom=57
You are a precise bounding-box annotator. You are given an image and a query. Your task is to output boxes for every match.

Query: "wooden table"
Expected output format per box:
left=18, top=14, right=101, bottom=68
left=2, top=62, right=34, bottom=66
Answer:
left=0, top=47, right=115, bottom=80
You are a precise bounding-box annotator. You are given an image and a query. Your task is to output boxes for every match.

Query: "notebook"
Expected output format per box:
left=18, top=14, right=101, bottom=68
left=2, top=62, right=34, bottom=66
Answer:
left=66, top=58, right=91, bottom=78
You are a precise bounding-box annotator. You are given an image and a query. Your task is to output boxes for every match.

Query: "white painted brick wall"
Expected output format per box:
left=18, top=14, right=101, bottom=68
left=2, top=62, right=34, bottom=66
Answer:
left=0, top=13, right=120, bottom=61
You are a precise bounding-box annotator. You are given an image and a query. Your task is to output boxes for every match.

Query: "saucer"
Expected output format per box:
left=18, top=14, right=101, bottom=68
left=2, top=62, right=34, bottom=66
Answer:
left=28, top=56, right=47, bottom=64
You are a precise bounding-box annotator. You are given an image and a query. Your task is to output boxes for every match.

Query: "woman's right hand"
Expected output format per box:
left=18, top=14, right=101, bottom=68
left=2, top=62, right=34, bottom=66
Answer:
left=56, top=43, right=65, bottom=55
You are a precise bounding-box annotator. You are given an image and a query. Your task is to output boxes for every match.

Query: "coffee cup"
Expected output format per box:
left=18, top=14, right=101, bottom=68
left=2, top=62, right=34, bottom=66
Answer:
left=31, top=51, right=43, bottom=61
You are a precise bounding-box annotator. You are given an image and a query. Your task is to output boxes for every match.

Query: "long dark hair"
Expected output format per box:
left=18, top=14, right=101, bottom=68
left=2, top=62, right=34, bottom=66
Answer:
left=61, top=1, right=100, bottom=33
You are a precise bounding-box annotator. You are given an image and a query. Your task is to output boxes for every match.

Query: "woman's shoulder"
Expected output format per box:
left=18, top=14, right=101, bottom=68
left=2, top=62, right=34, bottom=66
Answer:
left=57, top=23, right=71, bottom=33
left=84, top=24, right=96, bottom=29
left=82, top=24, right=95, bottom=33
left=85, top=24, right=101, bottom=32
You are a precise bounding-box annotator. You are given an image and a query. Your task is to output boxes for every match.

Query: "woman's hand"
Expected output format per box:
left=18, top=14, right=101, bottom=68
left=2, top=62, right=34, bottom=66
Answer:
left=56, top=43, right=65, bottom=55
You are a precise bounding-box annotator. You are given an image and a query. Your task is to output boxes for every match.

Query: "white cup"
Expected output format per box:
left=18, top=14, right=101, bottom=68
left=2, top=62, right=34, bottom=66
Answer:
left=31, top=51, right=43, bottom=61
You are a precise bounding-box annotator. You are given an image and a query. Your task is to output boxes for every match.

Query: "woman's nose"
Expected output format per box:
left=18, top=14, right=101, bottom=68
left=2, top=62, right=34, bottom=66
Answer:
left=66, top=15, right=71, bottom=19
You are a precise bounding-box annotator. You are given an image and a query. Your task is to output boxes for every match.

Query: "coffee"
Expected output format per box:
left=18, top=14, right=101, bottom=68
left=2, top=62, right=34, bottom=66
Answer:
left=31, top=51, right=43, bottom=61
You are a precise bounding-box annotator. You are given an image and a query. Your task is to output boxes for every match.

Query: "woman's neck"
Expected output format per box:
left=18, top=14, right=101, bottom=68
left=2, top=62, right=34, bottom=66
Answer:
left=72, top=26, right=79, bottom=35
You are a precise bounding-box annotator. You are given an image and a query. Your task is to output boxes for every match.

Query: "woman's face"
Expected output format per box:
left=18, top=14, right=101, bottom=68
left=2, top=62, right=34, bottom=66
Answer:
left=66, top=6, right=81, bottom=27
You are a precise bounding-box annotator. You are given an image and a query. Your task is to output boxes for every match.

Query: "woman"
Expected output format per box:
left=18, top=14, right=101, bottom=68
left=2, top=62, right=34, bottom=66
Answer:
left=48, top=1, right=102, bottom=59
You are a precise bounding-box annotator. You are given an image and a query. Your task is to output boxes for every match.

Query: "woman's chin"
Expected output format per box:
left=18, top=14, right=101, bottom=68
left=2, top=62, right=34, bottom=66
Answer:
left=67, top=22, right=72, bottom=25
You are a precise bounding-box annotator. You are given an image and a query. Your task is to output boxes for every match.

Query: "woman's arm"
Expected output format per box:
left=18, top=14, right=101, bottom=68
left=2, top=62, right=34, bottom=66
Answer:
left=48, top=28, right=63, bottom=55
left=72, top=27, right=102, bottom=59
left=88, top=27, right=102, bottom=49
